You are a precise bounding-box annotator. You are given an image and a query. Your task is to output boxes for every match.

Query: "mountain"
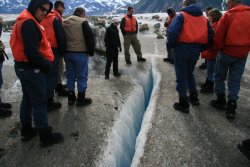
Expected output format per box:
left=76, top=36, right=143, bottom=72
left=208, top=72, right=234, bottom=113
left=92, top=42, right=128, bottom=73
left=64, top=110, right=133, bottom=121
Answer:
left=134, top=0, right=250, bottom=13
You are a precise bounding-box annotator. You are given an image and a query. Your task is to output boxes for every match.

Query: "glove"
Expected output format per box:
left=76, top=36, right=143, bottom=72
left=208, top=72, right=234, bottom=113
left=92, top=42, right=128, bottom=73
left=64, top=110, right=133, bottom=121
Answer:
left=119, top=47, right=122, bottom=52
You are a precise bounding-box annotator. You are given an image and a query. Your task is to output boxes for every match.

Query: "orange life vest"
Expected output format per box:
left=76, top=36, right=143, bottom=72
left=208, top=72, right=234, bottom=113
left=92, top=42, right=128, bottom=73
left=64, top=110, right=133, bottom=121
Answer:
left=40, top=13, right=58, bottom=48
left=51, top=10, right=63, bottom=23
left=178, top=11, right=208, bottom=44
left=124, top=15, right=137, bottom=33
left=225, top=5, right=250, bottom=47
left=10, top=9, right=54, bottom=62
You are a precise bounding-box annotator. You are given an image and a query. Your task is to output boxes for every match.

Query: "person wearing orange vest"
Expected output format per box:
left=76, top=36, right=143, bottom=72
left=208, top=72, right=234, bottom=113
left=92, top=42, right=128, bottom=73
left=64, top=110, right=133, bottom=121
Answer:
left=200, top=8, right=222, bottom=94
left=167, top=0, right=213, bottom=113
left=9, top=0, right=63, bottom=147
left=163, top=8, right=176, bottom=63
left=210, top=0, right=250, bottom=120
left=40, top=0, right=66, bottom=112
left=120, top=6, right=146, bottom=65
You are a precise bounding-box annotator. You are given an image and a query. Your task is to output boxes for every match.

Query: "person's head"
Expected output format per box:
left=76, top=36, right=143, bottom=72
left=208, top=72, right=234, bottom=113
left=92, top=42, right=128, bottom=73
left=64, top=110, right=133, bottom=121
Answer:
left=28, top=0, right=53, bottom=22
left=223, top=0, right=242, bottom=10
left=207, top=8, right=222, bottom=24
left=205, top=6, right=213, bottom=15
left=111, top=17, right=119, bottom=27
left=54, top=0, right=65, bottom=15
left=73, top=7, right=86, bottom=18
left=182, top=0, right=196, bottom=8
left=127, top=6, right=134, bottom=16
left=167, top=8, right=176, bottom=17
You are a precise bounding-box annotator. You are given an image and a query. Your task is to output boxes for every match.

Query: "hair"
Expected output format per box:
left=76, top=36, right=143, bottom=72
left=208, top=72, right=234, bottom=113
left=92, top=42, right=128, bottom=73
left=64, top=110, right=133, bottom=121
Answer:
left=183, top=0, right=196, bottom=7
left=54, top=1, right=64, bottom=9
left=127, top=6, right=133, bottom=11
left=167, top=8, right=176, bottom=15
left=205, top=6, right=213, bottom=12
left=207, top=8, right=222, bottom=23
left=73, top=7, right=85, bottom=16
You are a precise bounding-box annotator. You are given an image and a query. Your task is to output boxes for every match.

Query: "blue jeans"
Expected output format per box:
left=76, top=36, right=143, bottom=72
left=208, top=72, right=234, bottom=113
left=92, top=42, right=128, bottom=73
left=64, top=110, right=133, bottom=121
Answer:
left=15, top=66, right=48, bottom=128
left=214, top=52, right=247, bottom=101
left=0, top=61, right=3, bottom=89
left=64, top=52, right=89, bottom=93
left=206, top=59, right=216, bottom=82
left=173, top=44, right=200, bottom=97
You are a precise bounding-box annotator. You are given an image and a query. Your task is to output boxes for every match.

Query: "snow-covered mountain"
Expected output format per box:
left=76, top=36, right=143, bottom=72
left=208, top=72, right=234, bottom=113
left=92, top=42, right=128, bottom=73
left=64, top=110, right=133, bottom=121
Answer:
left=0, top=0, right=140, bottom=15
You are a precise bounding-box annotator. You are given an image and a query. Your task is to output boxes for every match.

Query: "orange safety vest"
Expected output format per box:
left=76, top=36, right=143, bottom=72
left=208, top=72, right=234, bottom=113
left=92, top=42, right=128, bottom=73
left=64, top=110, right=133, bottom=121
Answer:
left=225, top=5, right=250, bottom=46
left=10, top=9, right=54, bottom=62
left=178, top=11, right=208, bottom=44
left=51, top=10, right=63, bottom=23
left=124, top=15, right=137, bottom=33
left=40, top=13, right=58, bottom=48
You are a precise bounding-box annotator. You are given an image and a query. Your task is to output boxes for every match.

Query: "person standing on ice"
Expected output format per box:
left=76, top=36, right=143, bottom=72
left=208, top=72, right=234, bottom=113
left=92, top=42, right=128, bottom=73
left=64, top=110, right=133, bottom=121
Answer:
left=210, top=0, right=250, bottom=120
left=104, top=18, right=122, bottom=79
left=0, top=16, right=12, bottom=119
left=10, top=0, right=63, bottom=147
left=40, top=0, right=66, bottom=112
left=120, top=6, right=146, bottom=65
left=63, top=7, right=95, bottom=106
left=167, top=0, right=213, bottom=113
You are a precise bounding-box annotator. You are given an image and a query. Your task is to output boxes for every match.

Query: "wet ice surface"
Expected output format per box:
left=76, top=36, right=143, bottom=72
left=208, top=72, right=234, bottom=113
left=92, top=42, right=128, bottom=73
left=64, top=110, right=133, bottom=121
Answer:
left=0, top=15, right=250, bottom=167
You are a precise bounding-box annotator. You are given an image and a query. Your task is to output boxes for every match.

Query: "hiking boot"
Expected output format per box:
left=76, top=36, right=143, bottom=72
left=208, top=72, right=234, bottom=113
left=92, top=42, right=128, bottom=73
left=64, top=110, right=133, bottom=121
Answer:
left=55, top=83, right=68, bottom=96
left=39, top=126, right=63, bottom=147
left=47, top=98, right=62, bottom=112
left=173, top=96, right=190, bottom=113
left=238, top=139, right=250, bottom=160
left=105, top=74, right=110, bottom=80
left=0, top=101, right=12, bottom=109
left=189, top=92, right=200, bottom=106
left=126, top=60, right=132, bottom=65
left=200, top=80, right=214, bottom=94
left=210, top=93, right=226, bottom=110
left=68, top=91, right=76, bottom=105
left=137, top=57, right=146, bottom=62
left=0, top=107, right=12, bottom=118
left=199, top=62, right=207, bottom=69
left=225, top=100, right=237, bottom=120
left=114, top=72, right=121, bottom=77
left=21, top=124, right=37, bottom=142
left=76, top=92, right=92, bottom=106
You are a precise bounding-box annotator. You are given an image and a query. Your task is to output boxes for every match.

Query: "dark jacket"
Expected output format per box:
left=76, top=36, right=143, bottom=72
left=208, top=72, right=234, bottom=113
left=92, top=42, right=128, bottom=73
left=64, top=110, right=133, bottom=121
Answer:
left=104, top=24, right=121, bottom=51
left=82, top=21, right=95, bottom=56
left=15, top=0, right=53, bottom=71
left=120, top=15, right=138, bottom=36
left=52, top=17, right=66, bottom=55
left=167, top=4, right=213, bottom=51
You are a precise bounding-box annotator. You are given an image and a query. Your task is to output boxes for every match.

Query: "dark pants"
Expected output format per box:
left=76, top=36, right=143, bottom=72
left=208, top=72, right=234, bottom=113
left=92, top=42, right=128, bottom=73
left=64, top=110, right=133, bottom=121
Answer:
left=206, top=59, right=216, bottom=82
left=105, top=49, right=119, bottom=75
left=173, top=44, right=200, bottom=97
left=15, top=66, right=48, bottom=128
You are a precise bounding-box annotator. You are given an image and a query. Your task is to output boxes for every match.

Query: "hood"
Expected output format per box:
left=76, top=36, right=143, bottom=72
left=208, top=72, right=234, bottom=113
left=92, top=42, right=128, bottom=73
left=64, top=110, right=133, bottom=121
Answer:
left=228, top=4, right=250, bottom=13
left=28, top=0, right=53, bottom=16
left=181, top=4, right=203, bottom=17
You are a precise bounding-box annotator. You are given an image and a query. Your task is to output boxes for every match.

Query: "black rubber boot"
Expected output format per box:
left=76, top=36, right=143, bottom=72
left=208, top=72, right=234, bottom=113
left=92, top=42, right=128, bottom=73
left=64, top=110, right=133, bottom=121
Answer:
left=47, top=97, right=62, bottom=112
left=68, top=91, right=76, bottom=105
left=238, top=139, right=250, bottom=160
left=39, top=126, right=63, bottom=147
left=189, top=92, right=200, bottom=106
left=76, top=92, right=92, bottom=106
left=200, top=80, right=214, bottom=94
left=0, top=100, right=12, bottom=109
left=55, top=83, right=68, bottom=97
left=173, top=96, right=190, bottom=113
left=0, top=107, right=12, bottom=118
left=210, top=93, right=226, bottom=110
left=114, top=72, right=121, bottom=77
left=21, top=123, right=37, bottom=142
left=225, top=100, right=237, bottom=120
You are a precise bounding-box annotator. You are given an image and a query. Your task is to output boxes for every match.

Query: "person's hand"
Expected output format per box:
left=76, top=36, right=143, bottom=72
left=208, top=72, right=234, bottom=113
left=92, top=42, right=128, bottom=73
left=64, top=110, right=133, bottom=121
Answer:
left=119, top=47, right=122, bottom=52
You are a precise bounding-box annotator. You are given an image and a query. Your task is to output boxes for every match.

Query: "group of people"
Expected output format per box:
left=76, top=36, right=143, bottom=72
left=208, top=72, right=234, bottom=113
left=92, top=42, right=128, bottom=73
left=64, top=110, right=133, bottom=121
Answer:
left=166, top=0, right=250, bottom=159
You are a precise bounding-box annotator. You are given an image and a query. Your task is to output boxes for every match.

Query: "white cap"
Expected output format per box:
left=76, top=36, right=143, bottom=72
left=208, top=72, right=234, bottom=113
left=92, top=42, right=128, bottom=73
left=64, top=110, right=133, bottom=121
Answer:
left=112, top=17, right=120, bottom=24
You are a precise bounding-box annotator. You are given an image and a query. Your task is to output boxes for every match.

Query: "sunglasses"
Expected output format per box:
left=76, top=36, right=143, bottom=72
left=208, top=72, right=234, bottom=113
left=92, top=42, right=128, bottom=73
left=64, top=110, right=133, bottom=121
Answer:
left=39, top=6, right=50, bottom=13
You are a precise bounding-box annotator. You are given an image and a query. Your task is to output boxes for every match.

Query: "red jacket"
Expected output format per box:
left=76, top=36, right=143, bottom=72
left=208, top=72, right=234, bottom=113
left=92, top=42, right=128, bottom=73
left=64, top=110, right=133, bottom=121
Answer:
left=214, top=5, right=250, bottom=58
left=201, top=21, right=219, bottom=59
left=10, top=9, right=54, bottom=62
left=124, top=15, right=137, bottom=33
left=51, top=10, right=63, bottom=23
left=178, top=12, right=208, bottom=44
left=40, top=13, right=58, bottom=48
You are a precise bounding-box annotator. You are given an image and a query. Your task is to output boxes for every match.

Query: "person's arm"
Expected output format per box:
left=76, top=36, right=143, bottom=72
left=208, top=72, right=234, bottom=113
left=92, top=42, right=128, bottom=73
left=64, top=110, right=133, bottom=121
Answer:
left=53, top=17, right=66, bottom=55
left=136, top=19, right=138, bottom=33
left=167, top=13, right=184, bottom=49
left=104, top=27, right=111, bottom=48
left=21, top=20, right=51, bottom=71
left=120, top=17, right=125, bottom=36
left=214, top=14, right=229, bottom=50
left=82, top=21, right=95, bottom=56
